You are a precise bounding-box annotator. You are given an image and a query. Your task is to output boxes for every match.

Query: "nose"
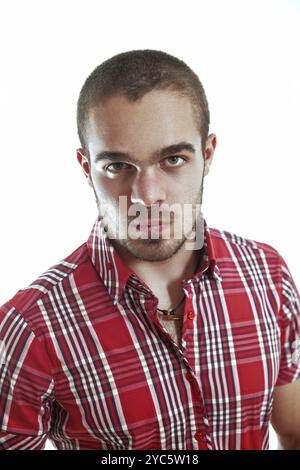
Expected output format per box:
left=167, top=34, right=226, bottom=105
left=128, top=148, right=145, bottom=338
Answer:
left=130, top=169, right=167, bottom=207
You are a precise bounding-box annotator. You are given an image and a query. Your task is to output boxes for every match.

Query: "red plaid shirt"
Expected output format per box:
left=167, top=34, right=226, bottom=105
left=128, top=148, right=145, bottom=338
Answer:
left=0, top=216, right=299, bottom=450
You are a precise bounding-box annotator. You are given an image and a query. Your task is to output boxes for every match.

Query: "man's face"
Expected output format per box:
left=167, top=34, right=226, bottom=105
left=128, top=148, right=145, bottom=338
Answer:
left=78, top=90, right=216, bottom=262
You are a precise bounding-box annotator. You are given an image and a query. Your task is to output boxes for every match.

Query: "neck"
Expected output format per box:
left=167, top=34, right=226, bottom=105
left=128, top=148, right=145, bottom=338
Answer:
left=114, top=239, right=202, bottom=305
left=134, top=247, right=198, bottom=285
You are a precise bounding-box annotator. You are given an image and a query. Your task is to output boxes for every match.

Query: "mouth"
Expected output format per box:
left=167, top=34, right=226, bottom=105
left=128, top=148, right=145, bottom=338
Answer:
left=137, top=222, right=169, bottom=235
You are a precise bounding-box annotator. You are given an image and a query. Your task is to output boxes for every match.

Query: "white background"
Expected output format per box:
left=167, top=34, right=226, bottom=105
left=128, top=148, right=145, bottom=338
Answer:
left=0, top=0, right=299, bottom=451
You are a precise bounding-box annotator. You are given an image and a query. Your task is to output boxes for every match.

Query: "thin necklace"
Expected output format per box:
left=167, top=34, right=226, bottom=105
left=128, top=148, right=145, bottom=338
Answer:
left=156, top=294, right=186, bottom=321
left=156, top=245, right=204, bottom=321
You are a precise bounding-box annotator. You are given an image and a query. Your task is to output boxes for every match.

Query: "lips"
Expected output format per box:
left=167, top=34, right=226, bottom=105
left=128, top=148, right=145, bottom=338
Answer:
left=138, top=222, right=161, bottom=228
left=131, top=215, right=172, bottom=233
left=137, top=222, right=170, bottom=235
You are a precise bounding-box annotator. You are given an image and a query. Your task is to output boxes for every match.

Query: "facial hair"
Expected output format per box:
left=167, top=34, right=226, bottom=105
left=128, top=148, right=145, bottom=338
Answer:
left=91, top=169, right=205, bottom=262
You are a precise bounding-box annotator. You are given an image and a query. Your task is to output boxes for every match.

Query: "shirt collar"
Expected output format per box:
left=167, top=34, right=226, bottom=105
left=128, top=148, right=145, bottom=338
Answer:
left=86, top=214, right=222, bottom=304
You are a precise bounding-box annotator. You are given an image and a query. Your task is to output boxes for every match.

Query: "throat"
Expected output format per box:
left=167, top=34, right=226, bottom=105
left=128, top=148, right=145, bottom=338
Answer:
left=157, top=293, right=186, bottom=317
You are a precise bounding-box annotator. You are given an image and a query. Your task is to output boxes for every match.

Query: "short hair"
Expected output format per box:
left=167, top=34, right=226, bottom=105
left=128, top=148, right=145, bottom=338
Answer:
left=77, top=49, right=210, bottom=158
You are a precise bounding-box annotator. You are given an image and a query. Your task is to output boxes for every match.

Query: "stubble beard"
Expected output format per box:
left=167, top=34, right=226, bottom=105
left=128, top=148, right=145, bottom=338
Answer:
left=91, top=179, right=204, bottom=263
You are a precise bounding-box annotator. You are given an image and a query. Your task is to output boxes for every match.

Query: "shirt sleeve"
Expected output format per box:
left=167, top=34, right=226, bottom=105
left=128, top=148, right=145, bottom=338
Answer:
left=275, top=254, right=300, bottom=386
left=0, top=303, right=54, bottom=450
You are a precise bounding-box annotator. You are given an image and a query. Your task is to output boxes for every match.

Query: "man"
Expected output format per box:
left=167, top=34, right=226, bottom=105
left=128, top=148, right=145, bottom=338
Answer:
left=0, top=49, right=299, bottom=450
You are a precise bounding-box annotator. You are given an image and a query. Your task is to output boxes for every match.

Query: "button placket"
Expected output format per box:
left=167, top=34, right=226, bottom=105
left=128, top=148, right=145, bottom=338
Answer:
left=187, top=311, right=195, bottom=320
left=194, top=430, right=205, bottom=441
left=185, top=370, right=209, bottom=448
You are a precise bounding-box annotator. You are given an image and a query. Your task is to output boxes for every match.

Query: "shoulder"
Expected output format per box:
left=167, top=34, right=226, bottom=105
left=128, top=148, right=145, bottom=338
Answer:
left=207, top=225, right=283, bottom=285
left=0, top=241, right=96, bottom=335
left=208, top=224, right=281, bottom=259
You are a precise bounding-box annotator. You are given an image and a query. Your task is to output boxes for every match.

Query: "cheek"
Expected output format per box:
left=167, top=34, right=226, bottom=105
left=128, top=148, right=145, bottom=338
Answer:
left=91, top=169, right=118, bottom=200
left=174, top=173, right=202, bottom=201
left=93, top=180, right=130, bottom=220
left=178, top=160, right=204, bottom=185
left=92, top=166, right=132, bottom=193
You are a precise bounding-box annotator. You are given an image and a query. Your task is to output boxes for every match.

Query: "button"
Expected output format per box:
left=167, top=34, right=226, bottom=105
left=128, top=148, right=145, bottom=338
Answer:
left=187, top=311, right=195, bottom=320
left=194, top=431, right=205, bottom=441
left=185, top=372, right=194, bottom=382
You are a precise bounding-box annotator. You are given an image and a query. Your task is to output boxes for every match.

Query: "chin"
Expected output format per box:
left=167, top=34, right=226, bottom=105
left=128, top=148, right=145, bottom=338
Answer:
left=119, top=237, right=187, bottom=262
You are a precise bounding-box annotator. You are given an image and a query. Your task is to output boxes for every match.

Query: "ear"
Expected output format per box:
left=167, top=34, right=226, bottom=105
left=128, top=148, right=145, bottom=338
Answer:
left=76, top=148, right=93, bottom=187
left=203, top=133, right=217, bottom=177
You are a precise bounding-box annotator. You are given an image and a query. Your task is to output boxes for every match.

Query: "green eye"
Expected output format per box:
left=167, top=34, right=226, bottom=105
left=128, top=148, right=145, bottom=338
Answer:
left=106, top=162, right=130, bottom=173
left=164, top=156, right=185, bottom=167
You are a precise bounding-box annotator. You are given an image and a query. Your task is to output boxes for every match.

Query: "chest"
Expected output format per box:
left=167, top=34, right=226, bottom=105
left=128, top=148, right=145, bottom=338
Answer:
left=50, top=278, right=282, bottom=449
left=158, top=314, right=184, bottom=348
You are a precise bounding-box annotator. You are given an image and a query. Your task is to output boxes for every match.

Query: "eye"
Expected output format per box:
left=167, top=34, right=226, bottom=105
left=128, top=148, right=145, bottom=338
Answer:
left=105, top=162, right=131, bottom=173
left=162, top=156, right=186, bottom=168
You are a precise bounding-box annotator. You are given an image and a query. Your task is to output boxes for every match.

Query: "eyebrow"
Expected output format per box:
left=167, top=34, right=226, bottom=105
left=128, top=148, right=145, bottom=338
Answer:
left=94, top=141, right=196, bottom=165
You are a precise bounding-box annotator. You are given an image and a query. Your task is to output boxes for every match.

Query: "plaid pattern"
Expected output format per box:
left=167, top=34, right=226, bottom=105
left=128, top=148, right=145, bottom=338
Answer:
left=0, top=216, right=299, bottom=450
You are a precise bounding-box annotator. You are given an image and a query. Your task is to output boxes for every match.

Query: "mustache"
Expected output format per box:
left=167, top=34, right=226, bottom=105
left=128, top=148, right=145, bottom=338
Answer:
left=128, top=211, right=175, bottom=223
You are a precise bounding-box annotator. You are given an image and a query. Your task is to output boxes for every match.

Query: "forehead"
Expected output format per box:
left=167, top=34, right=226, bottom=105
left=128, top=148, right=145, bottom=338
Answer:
left=86, top=90, right=201, bottom=155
